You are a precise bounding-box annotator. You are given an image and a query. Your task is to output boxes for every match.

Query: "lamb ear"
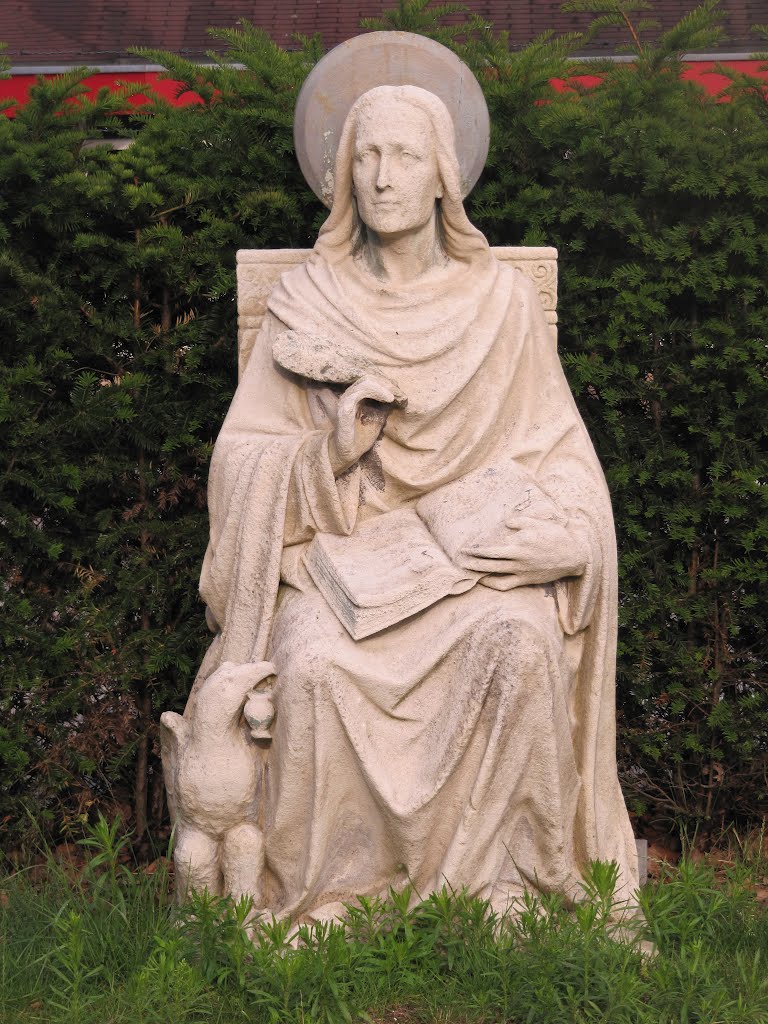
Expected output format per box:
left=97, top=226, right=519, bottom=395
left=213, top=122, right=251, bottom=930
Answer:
left=159, top=711, right=188, bottom=823
left=160, top=710, right=189, bottom=743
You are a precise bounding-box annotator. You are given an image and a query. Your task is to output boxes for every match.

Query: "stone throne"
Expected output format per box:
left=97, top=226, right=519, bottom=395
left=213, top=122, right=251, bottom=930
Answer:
left=236, top=246, right=559, bottom=379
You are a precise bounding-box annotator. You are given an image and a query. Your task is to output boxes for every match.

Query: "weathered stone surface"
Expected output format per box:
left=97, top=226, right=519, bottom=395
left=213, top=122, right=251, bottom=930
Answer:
left=272, top=329, right=408, bottom=405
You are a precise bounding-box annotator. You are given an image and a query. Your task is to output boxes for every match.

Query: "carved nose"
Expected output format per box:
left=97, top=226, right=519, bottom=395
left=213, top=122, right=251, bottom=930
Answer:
left=376, top=156, right=392, bottom=190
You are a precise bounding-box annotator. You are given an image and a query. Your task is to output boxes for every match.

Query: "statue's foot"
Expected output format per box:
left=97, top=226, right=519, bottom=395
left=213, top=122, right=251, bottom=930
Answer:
left=303, top=900, right=349, bottom=926
left=484, top=882, right=528, bottom=922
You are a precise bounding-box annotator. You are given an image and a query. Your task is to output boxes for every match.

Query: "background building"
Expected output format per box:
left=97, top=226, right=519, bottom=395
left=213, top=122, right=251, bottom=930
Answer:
left=2, top=1, right=767, bottom=109
left=3, top=0, right=767, bottom=63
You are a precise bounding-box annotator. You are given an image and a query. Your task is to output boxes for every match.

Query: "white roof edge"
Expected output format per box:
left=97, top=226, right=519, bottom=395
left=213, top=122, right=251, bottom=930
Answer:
left=7, top=62, right=227, bottom=75
left=7, top=52, right=762, bottom=76
left=575, top=51, right=763, bottom=62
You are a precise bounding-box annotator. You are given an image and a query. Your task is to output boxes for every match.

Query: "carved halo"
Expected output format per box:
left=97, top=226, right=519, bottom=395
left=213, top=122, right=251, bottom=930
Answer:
left=294, top=31, right=490, bottom=208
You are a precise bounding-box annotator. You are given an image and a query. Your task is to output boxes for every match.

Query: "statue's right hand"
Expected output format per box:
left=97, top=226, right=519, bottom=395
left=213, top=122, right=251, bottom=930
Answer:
left=328, top=376, right=395, bottom=475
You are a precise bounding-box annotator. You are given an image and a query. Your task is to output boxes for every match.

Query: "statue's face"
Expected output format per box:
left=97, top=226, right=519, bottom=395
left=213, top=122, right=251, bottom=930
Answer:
left=352, top=100, right=443, bottom=236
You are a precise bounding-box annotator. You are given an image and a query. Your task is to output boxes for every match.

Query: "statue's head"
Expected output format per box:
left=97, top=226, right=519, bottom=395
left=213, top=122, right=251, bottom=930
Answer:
left=294, top=32, right=489, bottom=210
left=350, top=87, right=445, bottom=238
left=316, top=84, right=489, bottom=265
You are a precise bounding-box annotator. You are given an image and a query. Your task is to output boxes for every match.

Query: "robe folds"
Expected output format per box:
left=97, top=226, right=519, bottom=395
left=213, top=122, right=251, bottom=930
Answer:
left=186, top=245, right=640, bottom=922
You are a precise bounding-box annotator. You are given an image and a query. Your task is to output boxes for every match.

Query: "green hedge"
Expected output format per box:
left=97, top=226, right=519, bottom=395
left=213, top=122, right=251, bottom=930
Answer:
left=1, top=2, right=767, bottom=851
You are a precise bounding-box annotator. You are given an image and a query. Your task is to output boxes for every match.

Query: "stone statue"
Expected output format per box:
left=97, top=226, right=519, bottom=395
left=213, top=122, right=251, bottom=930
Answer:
left=161, top=32, right=639, bottom=924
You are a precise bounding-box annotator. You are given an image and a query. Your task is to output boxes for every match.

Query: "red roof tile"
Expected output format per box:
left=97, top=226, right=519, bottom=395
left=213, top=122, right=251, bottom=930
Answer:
left=2, top=0, right=765, bottom=66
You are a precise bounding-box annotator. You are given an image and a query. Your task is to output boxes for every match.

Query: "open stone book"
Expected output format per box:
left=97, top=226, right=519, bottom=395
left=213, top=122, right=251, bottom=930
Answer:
left=304, top=459, right=566, bottom=640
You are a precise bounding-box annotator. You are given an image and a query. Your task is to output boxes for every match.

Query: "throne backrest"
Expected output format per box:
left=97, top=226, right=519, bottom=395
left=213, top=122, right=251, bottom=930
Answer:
left=236, top=246, right=558, bottom=380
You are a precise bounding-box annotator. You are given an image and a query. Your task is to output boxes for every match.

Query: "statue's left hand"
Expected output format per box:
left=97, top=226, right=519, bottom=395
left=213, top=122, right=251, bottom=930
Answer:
left=458, top=515, right=589, bottom=586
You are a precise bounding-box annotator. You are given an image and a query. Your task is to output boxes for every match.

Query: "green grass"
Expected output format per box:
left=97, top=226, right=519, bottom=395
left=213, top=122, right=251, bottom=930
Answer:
left=2, top=818, right=768, bottom=1023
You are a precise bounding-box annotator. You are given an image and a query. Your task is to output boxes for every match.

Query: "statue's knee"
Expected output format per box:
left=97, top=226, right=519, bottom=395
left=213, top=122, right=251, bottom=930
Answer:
left=515, top=616, right=551, bottom=658
left=274, top=648, right=332, bottom=696
left=487, top=612, right=552, bottom=674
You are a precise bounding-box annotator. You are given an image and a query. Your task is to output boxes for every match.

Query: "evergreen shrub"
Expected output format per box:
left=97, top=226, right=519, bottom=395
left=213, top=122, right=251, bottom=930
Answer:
left=1, top=3, right=766, bottom=849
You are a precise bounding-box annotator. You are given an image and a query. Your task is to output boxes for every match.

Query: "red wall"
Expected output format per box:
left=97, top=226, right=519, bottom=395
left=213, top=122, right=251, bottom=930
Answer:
left=0, top=71, right=205, bottom=116
left=2, top=61, right=767, bottom=118
left=547, top=60, right=768, bottom=96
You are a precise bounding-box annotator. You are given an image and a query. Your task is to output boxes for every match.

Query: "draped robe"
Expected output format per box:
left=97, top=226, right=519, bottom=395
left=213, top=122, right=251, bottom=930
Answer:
left=185, top=241, right=640, bottom=921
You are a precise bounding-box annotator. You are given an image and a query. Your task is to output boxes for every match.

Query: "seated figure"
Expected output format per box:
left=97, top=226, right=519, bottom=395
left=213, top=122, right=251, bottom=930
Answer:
left=171, top=69, right=639, bottom=923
